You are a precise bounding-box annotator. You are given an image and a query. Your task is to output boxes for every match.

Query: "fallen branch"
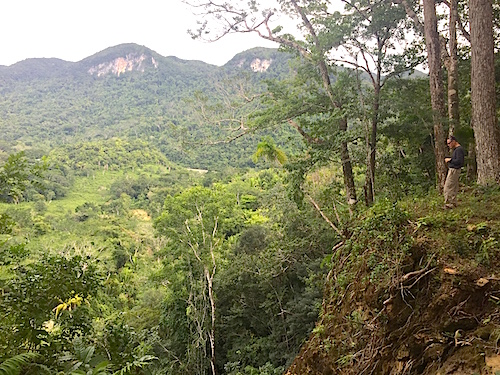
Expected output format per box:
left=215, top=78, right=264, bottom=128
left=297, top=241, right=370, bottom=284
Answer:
left=326, top=241, right=345, bottom=282
left=306, top=194, right=343, bottom=237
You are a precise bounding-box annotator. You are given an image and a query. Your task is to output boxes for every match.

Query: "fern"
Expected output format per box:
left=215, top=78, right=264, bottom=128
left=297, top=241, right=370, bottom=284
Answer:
left=0, top=352, right=41, bottom=375
left=112, top=355, right=157, bottom=375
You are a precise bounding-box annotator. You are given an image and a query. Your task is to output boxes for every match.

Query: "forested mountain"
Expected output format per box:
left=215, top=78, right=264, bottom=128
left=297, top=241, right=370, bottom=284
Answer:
left=0, top=43, right=297, bottom=169
left=2, top=0, right=500, bottom=372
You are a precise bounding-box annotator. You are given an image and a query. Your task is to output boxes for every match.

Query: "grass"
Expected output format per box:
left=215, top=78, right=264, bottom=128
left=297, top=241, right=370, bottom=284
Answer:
left=46, top=170, right=125, bottom=216
left=0, top=168, right=163, bottom=260
left=402, top=185, right=500, bottom=262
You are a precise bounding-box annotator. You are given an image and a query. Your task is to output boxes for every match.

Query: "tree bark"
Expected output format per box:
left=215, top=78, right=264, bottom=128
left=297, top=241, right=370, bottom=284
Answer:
left=364, top=66, right=381, bottom=206
left=339, top=118, right=357, bottom=206
left=205, top=267, right=216, bottom=375
left=447, top=0, right=460, bottom=136
left=423, top=0, right=448, bottom=191
left=470, top=0, right=500, bottom=183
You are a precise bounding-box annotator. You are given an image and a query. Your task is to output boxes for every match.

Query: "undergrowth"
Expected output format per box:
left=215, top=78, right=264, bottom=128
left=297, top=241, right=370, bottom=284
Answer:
left=287, top=185, right=500, bottom=375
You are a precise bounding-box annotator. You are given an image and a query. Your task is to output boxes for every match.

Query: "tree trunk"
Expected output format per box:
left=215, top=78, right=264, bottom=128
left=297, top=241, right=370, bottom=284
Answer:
left=423, top=0, right=448, bottom=191
left=447, top=0, right=460, bottom=136
left=339, top=118, right=357, bottom=206
left=321, top=64, right=357, bottom=207
left=470, top=0, right=500, bottom=183
left=205, top=267, right=216, bottom=375
left=364, top=72, right=381, bottom=206
left=467, top=141, right=477, bottom=182
left=289, top=0, right=357, bottom=206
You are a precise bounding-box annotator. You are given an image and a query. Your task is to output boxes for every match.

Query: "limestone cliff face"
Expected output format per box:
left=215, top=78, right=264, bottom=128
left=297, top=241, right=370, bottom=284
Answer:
left=236, top=57, right=273, bottom=72
left=250, top=58, right=272, bottom=72
left=87, top=53, right=159, bottom=77
left=224, top=47, right=291, bottom=74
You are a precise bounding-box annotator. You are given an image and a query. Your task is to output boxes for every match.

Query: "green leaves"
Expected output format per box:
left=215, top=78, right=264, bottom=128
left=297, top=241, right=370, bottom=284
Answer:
left=253, top=137, right=288, bottom=166
left=48, top=138, right=170, bottom=173
left=1, top=253, right=102, bottom=354
left=0, top=151, right=47, bottom=204
left=155, top=184, right=249, bottom=246
left=0, top=352, right=41, bottom=375
left=63, top=337, right=110, bottom=375
left=111, top=355, right=157, bottom=375
left=0, top=213, right=14, bottom=235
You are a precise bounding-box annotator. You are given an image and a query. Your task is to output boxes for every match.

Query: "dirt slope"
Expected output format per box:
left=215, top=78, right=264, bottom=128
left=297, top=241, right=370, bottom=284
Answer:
left=286, top=191, right=500, bottom=375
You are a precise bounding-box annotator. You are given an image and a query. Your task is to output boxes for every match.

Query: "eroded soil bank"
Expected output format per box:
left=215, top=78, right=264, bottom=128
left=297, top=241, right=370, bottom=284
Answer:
left=286, top=195, right=500, bottom=375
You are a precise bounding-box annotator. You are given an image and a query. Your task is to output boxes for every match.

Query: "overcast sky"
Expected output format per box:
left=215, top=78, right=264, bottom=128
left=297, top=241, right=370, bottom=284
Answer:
left=0, top=0, right=281, bottom=67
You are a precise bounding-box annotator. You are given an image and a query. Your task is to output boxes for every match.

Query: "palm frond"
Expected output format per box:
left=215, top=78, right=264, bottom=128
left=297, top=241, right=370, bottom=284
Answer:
left=0, top=353, right=41, bottom=375
left=253, top=137, right=288, bottom=165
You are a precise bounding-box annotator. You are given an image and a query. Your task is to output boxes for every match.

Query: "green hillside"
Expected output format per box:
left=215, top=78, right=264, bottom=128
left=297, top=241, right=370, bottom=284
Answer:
left=2, top=145, right=499, bottom=374
left=0, top=150, right=334, bottom=374
left=0, top=44, right=299, bottom=170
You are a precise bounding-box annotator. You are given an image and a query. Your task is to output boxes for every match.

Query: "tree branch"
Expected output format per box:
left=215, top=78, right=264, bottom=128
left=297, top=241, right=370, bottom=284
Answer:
left=393, top=0, right=424, bottom=35
left=287, top=118, right=323, bottom=144
left=306, top=194, right=343, bottom=237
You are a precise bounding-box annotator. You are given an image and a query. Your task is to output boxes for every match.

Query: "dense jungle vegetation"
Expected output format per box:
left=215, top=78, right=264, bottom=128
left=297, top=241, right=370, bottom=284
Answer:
left=1, top=1, right=500, bottom=374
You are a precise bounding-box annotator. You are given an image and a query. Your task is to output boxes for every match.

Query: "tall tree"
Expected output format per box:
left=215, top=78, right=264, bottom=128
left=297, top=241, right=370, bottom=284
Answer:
left=328, top=0, right=418, bottom=204
left=446, top=0, right=460, bottom=136
left=155, top=186, right=248, bottom=375
left=185, top=0, right=358, bottom=206
left=0, top=151, right=47, bottom=204
left=395, top=0, right=459, bottom=190
left=422, top=0, right=448, bottom=190
left=470, top=0, right=500, bottom=183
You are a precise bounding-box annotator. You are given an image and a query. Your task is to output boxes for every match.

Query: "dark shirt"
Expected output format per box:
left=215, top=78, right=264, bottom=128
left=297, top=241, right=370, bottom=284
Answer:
left=448, top=145, right=465, bottom=169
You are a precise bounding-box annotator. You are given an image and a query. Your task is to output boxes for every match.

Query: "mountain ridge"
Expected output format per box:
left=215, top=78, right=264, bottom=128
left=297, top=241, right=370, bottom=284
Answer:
left=0, top=43, right=285, bottom=81
left=0, top=43, right=247, bottom=68
left=0, top=42, right=424, bottom=170
left=0, top=43, right=296, bottom=170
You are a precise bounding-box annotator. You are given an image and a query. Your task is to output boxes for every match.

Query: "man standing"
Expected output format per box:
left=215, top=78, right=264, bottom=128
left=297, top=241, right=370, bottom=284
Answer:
left=444, top=136, right=465, bottom=208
